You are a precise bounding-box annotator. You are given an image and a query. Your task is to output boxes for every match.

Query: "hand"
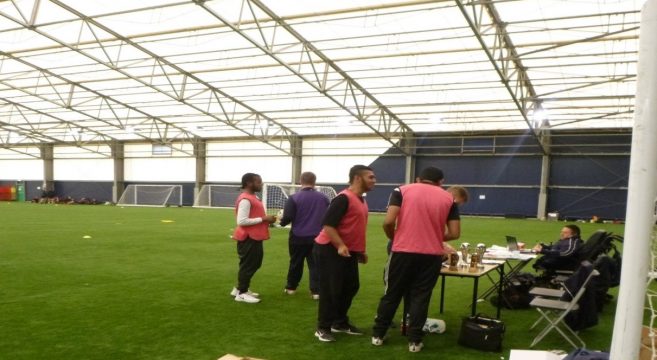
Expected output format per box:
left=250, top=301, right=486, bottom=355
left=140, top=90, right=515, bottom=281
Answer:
left=444, top=243, right=456, bottom=254
left=337, top=244, right=351, bottom=257
left=532, top=244, right=542, bottom=252
left=358, top=253, right=368, bottom=264
left=263, top=215, right=277, bottom=223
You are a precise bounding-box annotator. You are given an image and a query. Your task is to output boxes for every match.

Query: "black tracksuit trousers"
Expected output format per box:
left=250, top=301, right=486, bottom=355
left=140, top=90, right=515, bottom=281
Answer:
left=373, top=252, right=442, bottom=343
left=314, top=243, right=360, bottom=331
left=236, top=238, right=264, bottom=293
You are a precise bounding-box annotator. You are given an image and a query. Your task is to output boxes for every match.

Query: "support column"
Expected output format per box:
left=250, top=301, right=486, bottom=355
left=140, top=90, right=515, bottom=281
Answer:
left=40, top=144, right=54, bottom=195
left=402, top=134, right=416, bottom=184
left=290, top=135, right=302, bottom=184
left=537, top=128, right=551, bottom=220
left=194, top=139, right=207, bottom=200
left=111, top=141, right=124, bottom=203
left=611, top=0, right=657, bottom=358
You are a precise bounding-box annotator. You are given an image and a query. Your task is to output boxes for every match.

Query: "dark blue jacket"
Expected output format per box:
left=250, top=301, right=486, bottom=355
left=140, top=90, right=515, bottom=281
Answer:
left=541, top=236, right=583, bottom=257
left=280, top=188, right=330, bottom=244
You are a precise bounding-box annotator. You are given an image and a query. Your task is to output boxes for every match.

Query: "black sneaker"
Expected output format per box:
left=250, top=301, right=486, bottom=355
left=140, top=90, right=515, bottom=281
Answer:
left=331, top=323, right=363, bottom=335
left=314, top=329, right=336, bottom=342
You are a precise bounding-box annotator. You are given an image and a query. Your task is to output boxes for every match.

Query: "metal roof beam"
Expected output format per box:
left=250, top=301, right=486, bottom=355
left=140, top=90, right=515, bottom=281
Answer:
left=0, top=101, right=111, bottom=157
left=0, top=53, right=195, bottom=156
left=456, top=0, right=547, bottom=154
left=196, top=0, right=412, bottom=155
left=42, top=0, right=298, bottom=155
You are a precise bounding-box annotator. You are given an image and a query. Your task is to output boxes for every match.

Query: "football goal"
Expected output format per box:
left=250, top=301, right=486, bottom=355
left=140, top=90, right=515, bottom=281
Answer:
left=117, top=184, right=183, bottom=207
left=262, top=184, right=337, bottom=216
left=193, top=184, right=243, bottom=208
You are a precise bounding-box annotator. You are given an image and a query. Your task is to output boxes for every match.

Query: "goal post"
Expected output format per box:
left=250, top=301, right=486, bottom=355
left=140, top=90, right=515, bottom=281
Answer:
left=262, top=184, right=337, bottom=216
left=192, top=183, right=338, bottom=215
left=193, top=184, right=243, bottom=208
left=117, top=184, right=183, bottom=207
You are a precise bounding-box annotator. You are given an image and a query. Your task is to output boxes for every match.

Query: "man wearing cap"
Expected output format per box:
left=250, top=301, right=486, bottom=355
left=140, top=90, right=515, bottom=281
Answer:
left=371, top=166, right=461, bottom=352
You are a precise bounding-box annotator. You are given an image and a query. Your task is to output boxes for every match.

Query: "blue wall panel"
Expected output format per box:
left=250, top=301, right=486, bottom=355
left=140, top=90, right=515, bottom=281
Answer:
left=551, top=134, right=631, bottom=154
left=547, top=188, right=627, bottom=220
left=550, top=155, right=629, bottom=187
left=416, top=156, right=541, bottom=185
left=368, top=156, right=405, bottom=184
left=54, top=181, right=113, bottom=202
left=25, top=181, right=42, bottom=200
left=457, top=187, right=539, bottom=217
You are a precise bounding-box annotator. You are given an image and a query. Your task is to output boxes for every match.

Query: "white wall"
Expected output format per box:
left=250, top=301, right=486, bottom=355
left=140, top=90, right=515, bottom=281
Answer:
left=0, top=159, right=43, bottom=180
left=124, top=143, right=196, bottom=182
left=124, top=158, right=196, bottom=182
left=206, top=141, right=292, bottom=183
left=302, top=138, right=392, bottom=183
left=206, top=157, right=292, bottom=183
left=53, top=159, right=114, bottom=181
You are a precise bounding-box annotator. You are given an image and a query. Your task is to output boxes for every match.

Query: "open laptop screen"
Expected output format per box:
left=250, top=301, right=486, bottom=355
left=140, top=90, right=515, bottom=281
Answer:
left=506, top=235, right=519, bottom=251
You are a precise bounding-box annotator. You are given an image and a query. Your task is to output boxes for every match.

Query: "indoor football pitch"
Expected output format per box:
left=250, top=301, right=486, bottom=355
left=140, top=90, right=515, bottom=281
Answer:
left=0, top=202, right=626, bottom=359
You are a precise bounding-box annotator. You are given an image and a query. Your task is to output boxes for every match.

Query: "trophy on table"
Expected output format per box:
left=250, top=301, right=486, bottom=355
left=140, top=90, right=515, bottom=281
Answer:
left=476, top=243, right=486, bottom=269
left=469, top=252, right=479, bottom=273
left=448, top=253, right=459, bottom=271
left=459, top=243, right=470, bottom=268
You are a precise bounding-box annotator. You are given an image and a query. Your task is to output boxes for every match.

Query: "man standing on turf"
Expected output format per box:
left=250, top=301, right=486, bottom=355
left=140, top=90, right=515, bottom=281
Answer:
left=280, top=171, right=330, bottom=299
left=371, top=167, right=460, bottom=352
left=313, top=165, right=376, bottom=342
left=231, top=172, right=277, bottom=304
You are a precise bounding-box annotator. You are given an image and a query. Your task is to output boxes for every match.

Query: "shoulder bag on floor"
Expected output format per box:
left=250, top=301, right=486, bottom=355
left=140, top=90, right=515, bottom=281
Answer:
left=457, top=314, right=505, bottom=352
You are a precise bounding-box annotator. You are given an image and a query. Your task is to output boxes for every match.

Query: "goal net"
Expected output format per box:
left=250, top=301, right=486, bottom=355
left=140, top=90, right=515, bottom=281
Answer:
left=645, top=227, right=657, bottom=359
left=262, top=184, right=337, bottom=216
left=117, top=184, right=183, bottom=207
left=193, top=184, right=243, bottom=208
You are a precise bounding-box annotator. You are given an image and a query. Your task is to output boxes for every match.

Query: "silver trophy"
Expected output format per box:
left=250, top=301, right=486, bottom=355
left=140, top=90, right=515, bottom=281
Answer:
left=459, top=243, right=470, bottom=268
left=476, top=243, right=486, bottom=268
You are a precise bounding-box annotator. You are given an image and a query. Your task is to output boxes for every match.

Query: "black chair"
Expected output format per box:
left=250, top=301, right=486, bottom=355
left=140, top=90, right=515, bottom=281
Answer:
left=534, top=230, right=621, bottom=281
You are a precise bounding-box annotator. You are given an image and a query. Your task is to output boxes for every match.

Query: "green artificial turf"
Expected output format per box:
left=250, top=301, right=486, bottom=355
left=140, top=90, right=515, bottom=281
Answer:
left=0, top=202, right=628, bottom=359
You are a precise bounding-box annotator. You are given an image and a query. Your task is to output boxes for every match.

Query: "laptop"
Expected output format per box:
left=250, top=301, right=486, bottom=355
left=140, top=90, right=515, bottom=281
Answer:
left=506, top=235, right=520, bottom=251
left=506, top=235, right=535, bottom=253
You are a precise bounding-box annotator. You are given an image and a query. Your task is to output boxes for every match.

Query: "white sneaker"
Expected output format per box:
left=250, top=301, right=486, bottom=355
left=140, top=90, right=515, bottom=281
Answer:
left=230, top=287, right=259, bottom=297
left=283, top=288, right=296, bottom=295
left=371, top=337, right=384, bottom=346
left=408, top=342, right=424, bottom=353
left=235, top=292, right=260, bottom=303
left=311, top=293, right=320, bottom=300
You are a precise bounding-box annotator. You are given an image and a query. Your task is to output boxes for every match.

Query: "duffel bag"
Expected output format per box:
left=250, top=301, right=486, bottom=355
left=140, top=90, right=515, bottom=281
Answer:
left=457, top=314, right=505, bottom=352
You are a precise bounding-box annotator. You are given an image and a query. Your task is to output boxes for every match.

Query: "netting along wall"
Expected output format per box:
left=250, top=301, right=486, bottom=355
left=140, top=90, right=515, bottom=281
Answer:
left=645, top=228, right=657, bottom=359
left=193, top=184, right=242, bottom=208
left=117, top=185, right=183, bottom=207
left=262, top=184, right=337, bottom=216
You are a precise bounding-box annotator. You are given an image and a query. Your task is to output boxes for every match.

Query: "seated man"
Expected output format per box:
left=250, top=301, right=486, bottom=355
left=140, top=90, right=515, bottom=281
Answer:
left=532, top=224, right=584, bottom=274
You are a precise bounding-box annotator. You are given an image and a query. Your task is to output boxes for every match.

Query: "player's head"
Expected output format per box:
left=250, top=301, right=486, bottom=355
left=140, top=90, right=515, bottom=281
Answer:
left=447, top=186, right=469, bottom=205
left=561, top=224, right=581, bottom=239
left=349, top=165, right=376, bottom=192
left=241, top=172, right=263, bottom=192
left=300, top=172, right=316, bottom=187
left=417, top=166, right=444, bottom=185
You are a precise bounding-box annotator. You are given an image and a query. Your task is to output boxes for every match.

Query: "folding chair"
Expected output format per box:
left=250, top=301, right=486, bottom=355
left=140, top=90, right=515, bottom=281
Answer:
left=528, top=261, right=598, bottom=349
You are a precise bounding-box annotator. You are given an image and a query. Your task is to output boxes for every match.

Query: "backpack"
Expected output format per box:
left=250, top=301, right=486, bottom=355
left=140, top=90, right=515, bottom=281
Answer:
left=563, top=348, right=609, bottom=359
left=492, top=272, right=536, bottom=309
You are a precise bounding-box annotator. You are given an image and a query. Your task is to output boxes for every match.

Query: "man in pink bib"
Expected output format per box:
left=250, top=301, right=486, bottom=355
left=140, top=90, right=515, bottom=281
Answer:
left=313, top=165, right=376, bottom=342
left=372, top=167, right=461, bottom=352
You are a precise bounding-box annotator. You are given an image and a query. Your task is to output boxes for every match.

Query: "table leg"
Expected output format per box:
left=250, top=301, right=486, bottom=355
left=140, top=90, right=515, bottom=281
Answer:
left=496, top=264, right=504, bottom=319
left=472, top=277, right=478, bottom=317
